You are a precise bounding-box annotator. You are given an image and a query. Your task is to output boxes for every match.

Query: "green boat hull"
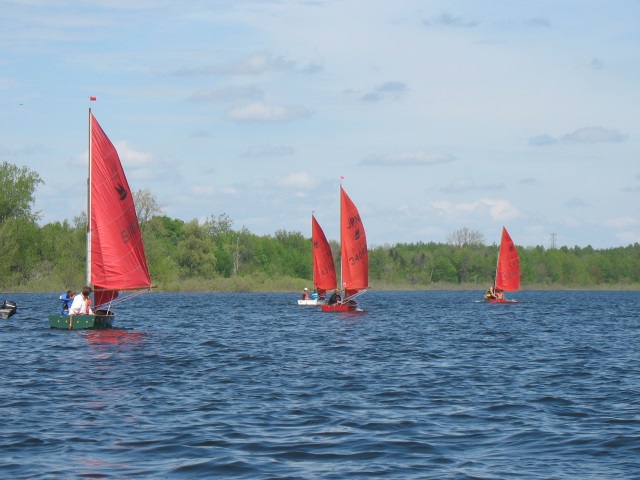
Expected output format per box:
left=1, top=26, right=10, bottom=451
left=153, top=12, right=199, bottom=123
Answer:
left=49, top=310, right=115, bottom=330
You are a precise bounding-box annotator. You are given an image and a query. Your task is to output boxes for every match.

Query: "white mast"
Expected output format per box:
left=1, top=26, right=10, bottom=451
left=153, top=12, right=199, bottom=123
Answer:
left=339, top=182, right=343, bottom=295
left=86, top=107, right=92, bottom=286
left=493, top=226, right=504, bottom=293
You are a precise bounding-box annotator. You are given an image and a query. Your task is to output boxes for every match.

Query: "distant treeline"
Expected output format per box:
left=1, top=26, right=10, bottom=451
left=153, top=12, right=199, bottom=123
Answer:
left=4, top=211, right=640, bottom=292
left=2, top=161, right=640, bottom=292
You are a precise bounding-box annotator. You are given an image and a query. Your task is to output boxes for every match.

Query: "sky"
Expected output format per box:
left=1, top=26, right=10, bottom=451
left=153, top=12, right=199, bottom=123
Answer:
left=1, top=0, right=639, bottom=249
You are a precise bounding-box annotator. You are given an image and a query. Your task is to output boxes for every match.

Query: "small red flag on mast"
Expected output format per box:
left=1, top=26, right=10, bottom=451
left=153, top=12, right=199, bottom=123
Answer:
left=90, top=96, right=97, bottom=101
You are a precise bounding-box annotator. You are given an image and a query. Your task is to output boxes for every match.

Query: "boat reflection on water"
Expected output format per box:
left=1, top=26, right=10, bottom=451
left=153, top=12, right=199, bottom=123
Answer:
left=84, top=329, right=144, bottom=345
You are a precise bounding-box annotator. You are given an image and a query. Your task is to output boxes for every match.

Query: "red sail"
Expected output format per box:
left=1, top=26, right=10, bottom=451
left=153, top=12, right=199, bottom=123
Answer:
left=312, top=215, right=337, bottom=296
left=495, top=227, right=520, bottom=292
left=90, top=113, right=151, bottom=303
left=340, top=186, right=368, bottom=297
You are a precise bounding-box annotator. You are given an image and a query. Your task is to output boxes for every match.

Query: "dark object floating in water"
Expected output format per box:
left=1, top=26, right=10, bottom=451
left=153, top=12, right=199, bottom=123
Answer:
left=0, top=300, right=17, bottom=320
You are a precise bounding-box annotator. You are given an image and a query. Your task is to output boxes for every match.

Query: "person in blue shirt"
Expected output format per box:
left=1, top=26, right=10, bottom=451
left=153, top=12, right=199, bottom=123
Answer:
left=59, top=290, right=75, bottom=314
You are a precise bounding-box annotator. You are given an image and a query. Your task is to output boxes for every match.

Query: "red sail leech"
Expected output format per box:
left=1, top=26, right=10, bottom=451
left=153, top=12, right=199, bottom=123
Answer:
left=340, top=186, right=368, bottom=298
left=311, top=214, right=337, bottom=296
left=494, top=227, right=520, bottom=292
left=90, top=113, right=152, bottom=305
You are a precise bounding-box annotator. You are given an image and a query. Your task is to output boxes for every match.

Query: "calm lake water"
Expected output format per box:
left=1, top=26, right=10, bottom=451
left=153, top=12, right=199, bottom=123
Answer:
left=1, top=290, right=639, bottom=479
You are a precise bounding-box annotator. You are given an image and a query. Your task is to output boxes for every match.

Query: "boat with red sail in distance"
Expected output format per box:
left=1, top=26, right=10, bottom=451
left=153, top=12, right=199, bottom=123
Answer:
left=48, top=107, right=154, bottom=330
left=485, top=226, right=520, bottom=303
left=298, top=214, right=337, bottom=305
left=321, top=185, right=368, bottom=312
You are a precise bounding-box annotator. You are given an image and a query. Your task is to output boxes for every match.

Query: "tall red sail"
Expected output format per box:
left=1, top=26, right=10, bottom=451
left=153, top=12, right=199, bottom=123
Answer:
left=340, top=186, right=368, bottom=297
left=90, top=112, right=152, bottom=304
left=494, top=227, right=520, bottom=292
left=311, top=215, right=337, bottom=296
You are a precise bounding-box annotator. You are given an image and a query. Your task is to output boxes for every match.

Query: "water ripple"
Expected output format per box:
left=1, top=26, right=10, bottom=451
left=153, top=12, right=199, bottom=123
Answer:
left=1, top=291, right=640, bottom=478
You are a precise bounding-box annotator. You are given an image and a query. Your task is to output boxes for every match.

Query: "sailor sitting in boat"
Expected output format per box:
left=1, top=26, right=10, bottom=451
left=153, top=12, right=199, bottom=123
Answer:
left=486, top=288, right=504, bottom=300
left=301, top=288, right=310, bottom=300
left=59, top=290, right=76, bottom=315
left=327, top=289, right=342, bottom=305
left=69, top=286, right=94, bottom=315
left=484, top=288, right=502, bottom=300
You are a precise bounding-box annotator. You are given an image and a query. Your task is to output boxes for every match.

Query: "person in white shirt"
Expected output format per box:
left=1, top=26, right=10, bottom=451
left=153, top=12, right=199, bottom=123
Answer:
left=69, top=286, right=94, bottom=315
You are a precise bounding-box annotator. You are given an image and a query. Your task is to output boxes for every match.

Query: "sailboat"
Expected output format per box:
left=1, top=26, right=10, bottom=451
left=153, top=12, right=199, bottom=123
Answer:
left=321, top=185, right=368, bottom=312
left=49, top=108, right=154, bottom=329
left=485, top=226, right=520, bottom=303
left=298, top=214, right=337, bottom=306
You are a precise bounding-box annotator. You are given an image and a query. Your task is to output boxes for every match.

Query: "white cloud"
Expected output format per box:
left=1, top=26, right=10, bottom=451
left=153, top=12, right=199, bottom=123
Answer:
left=530, top=127, right=628, bottom=146
left=441, top=180, right=505, bottom=193
left=523, top=16, right=551, bottom=27
left=432, top=198, right=520, bottom=221
left=615, top=231, right=640, bottom=245
left=518, top=177, right=540, bottom=185
left=528, top=134, right=557, bottom=146
left=360, top=81, right=408, bottom=102
left=361, top=152, right=455, bottom=167
left=0, top=77, right=19, bottom=90
left=190, top=185, right=215, bottom=197
left=442, top=179, right=476, bottom=193
left=275, top=172, right=319, bottom=189
left=218, top=52, right=293, bottom=75
left=113, top=141, right=153, bottom=167
left=565, top=197, right=587, bottom=207
left=0, top=140, right=45, bottom=156
left=244, top=144, right=295, bottom=157
left=423, top=13, right=479, bottom=28
left=173, top=51, right=321, bottom=77
left=225, top=102, right=311, bottom=123
left=74, top=144, right=153, bottom=168
left=604, top=217, right=637, bottom=228
left=562, top=127, right=627, bottom=143
left=187, top=86, right=263, bottom=104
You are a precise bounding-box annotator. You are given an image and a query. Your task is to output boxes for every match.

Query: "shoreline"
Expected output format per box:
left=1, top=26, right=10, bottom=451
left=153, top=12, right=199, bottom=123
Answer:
left=5, top=284, right=640, bottom=294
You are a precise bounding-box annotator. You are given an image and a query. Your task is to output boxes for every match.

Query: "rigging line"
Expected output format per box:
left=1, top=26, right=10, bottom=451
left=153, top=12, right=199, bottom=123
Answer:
left=94, top=289, right=150, bottom=310
left=342, top=289, right=367, bottom=303
left=48, top=288, right=153, bottom=314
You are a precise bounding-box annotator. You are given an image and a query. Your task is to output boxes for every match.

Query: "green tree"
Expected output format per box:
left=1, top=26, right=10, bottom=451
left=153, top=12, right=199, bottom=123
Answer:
left=274, top=229, right=310, bottom=278
left=205, top=213, right=234, bottom=244
left=369, top=247, right=393, bottom=282
left=0, top=162, right=44, bottom=223
left=205, top=213, right=237, bottom=277
left=134, top=188, right=164, bottom=234
left=177, top=220, right=216, bottom=279
left=0, top=162, right=45, bottom=288
left=447, top=227, right=485, bottom=247
left=39, top=219, right=85, bottom=288
left=0, top=218, right=43, bottom=287
left=432, top=256, right=458, bottom=283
